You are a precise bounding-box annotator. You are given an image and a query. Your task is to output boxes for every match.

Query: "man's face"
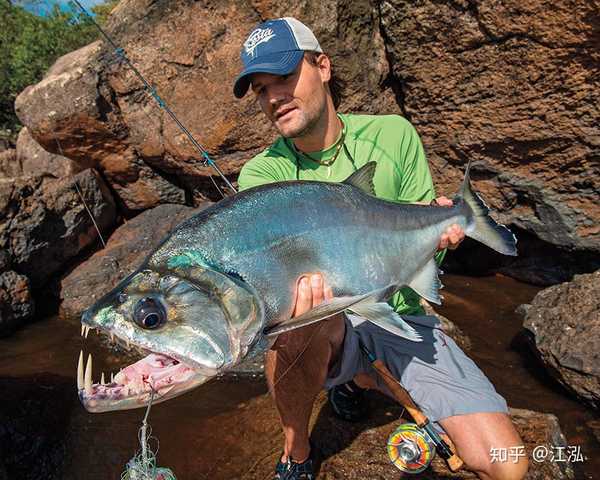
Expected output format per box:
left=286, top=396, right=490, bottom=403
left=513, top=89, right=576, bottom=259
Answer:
left=250, top=54, right=331, bottom=139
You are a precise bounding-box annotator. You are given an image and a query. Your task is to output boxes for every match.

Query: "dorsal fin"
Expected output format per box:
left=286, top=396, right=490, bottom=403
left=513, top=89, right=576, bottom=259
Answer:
left=343, top=161, right=376, bottom=195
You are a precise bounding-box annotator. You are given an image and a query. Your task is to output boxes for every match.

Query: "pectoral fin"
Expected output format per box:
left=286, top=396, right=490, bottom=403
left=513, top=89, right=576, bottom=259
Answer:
left=408, top=258, right=443, bottom=304
left=264, top=294, right=373, bottom=337
left=348, top=303, right=422, bottom=342
left=264, top=285, right=398, bottom=337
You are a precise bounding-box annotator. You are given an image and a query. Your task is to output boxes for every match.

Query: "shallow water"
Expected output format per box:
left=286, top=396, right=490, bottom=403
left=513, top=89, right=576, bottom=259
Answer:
left=0, top=274, right=598, bottom=479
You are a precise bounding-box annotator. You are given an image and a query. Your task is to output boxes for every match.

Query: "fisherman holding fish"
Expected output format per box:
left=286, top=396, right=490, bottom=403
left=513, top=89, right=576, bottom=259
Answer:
left=234, top=18, right=528, bottom=480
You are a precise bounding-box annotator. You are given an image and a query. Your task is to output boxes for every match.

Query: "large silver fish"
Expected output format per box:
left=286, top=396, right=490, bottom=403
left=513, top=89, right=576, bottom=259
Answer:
left=78, top=161, right=516, bottom=412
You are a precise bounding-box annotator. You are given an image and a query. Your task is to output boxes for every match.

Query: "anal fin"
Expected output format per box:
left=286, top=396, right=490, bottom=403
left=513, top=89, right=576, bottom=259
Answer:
left=408, top=258, right=443, bottom=304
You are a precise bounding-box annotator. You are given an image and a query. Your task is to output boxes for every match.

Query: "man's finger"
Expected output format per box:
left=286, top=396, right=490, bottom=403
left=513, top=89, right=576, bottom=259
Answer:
left=439, top=233, right=449, bottom=250
left=311, top=274, right=325, bottom=307
left=324, top=282, right=334, bottom=301
left=435, top=196, right=453, bottom=207
left=293, top=276, right=312, bottom=316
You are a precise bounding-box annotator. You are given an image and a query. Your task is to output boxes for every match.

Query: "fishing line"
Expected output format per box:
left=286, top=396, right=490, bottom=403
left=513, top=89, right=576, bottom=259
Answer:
left=55, top=138, right=107, bottom=248
left=268, top=322, right=325, bottom=392
left=121, top=387, right=178, bottom=480
left=67, top=0, right=236, bottom=199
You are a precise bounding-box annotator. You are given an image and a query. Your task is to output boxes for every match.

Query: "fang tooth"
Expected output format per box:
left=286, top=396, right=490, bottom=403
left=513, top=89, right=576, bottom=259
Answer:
left=77, top=350, right=84, bottom=390
left=84, top=326, right=90, bottom=339
left=111, top=372, right=114, bottom=383
left=84, top=353, right=93, bottom=395
left=81, top=324, right=85, bottom=337
left=101, top=372, right=105, bottom=385
left=110, top=332, right=114, bottom=343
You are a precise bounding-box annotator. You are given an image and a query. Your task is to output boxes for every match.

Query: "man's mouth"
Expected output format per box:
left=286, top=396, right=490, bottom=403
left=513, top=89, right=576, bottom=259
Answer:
left=275, top=106, right=297, bottom=120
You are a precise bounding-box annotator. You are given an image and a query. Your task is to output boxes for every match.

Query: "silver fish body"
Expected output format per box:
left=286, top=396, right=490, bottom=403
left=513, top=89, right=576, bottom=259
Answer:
left=78, top=162, right=516, bottom=412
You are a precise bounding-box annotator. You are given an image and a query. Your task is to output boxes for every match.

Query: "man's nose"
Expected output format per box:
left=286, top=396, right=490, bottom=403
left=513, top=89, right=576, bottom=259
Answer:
left=266, top=85, right=289, bottom=107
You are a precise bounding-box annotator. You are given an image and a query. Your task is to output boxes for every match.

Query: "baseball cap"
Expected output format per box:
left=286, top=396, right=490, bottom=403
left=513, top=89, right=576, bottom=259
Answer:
left=233, top=17, right=323, bottom=98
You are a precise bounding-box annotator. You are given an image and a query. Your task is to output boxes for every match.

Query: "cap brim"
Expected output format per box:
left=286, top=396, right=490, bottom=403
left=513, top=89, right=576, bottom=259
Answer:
left=233, top=50, right=304, bottom=98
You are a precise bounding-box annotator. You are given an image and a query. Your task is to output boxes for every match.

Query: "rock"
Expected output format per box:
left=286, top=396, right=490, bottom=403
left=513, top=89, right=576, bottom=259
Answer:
left=0, top=149, right=21, bottom=178
left=14, top=42, right=186, bottom=212
left=0, top=270, right=35, bottom=337
left=508, top=407, right=575, bottom=480
left=0, top=250, right=10, bottom=271
left=519, top=270, right=600, bottom=409
left=14, top=0, right=599, bottom=277
left=0, top=169, right=116, bottom=288
left=16, top=127, right=80, bottom=179
left=226, top=392, right=574, bottom=479
left=379, top=0, right=599, bottom=279
left=60, top=202, right=209, bottom=320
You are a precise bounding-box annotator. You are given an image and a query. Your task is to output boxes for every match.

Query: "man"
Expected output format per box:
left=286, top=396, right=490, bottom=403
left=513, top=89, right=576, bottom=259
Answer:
left=233, top=17, right=528, bottom=480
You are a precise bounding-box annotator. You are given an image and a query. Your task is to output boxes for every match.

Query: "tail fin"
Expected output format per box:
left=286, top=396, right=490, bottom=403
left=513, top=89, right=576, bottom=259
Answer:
left=458, top=161, right=517, bottom=256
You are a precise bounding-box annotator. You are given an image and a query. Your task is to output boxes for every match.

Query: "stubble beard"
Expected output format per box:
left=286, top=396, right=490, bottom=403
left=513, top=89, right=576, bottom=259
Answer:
left=277, top=100, right=327, bottom=141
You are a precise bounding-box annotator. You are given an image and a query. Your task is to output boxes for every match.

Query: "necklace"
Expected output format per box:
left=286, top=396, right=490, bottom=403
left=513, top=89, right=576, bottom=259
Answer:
left=294, top=120, right=346, bottom=178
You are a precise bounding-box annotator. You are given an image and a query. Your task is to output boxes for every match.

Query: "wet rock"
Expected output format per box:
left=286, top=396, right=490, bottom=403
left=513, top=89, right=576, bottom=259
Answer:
left=16, top=127, right=80, bottom=179
left=519, top=270, right=600, bottom=409
left=60, top=202, right=209, bottom=320
left=0, top=270, right=35, bottom=338
left=0, top=169, right=116, bottom=288
left=221, top=392, right=574, bottom=479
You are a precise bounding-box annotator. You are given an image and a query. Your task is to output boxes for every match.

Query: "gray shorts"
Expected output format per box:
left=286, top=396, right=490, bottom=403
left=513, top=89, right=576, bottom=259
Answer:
left=324, top=314, right=508, bottom=431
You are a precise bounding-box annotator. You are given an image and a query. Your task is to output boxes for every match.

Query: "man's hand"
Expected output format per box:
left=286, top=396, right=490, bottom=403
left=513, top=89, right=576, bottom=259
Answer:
left=433, top=196, right=465, bottom=251
left=293, top=273, right=334, bottom=316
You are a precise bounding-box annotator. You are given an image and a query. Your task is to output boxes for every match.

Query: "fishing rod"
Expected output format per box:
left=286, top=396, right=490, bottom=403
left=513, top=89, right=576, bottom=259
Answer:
left=68, top=0, right=237, bottom=199
left=358, top=339, right=464, bottom=474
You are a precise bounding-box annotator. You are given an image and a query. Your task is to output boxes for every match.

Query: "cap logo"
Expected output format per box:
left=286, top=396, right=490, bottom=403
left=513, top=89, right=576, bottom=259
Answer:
left=244, top=27, right=276, bottom=57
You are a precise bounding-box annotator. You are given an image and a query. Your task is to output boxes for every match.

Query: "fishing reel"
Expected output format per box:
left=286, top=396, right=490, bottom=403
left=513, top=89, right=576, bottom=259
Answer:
left=387, top=423, right=436, bottom=473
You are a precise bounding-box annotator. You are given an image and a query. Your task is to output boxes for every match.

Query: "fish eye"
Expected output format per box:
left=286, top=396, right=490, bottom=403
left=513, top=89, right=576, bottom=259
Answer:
left=133, top=297, right=166, bottom=330
left=118, top=293, right=128, bottom=304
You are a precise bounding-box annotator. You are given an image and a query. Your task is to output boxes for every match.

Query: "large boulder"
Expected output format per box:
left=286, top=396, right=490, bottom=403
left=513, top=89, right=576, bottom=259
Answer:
left=0, top=270, right=35, bottom=337
left=14, top=0, right=599, bottom=280
left=14, top=41, right=186, bottom=212
left=519, top=270, right=600, bottom=409
left=0, top=169, right=116, bottom=288
left=60, top=202, right=208, bottom=320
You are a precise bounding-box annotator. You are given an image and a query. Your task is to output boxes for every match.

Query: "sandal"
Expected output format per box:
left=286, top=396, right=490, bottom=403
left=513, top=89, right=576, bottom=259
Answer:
left=274, top=454, right=315, bottom=480
left=328, top=380, right=367, bottom=422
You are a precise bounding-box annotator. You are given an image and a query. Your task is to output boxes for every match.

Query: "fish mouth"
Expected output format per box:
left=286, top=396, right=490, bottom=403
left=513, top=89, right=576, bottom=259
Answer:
left=77, top=326, right=211, bottom=413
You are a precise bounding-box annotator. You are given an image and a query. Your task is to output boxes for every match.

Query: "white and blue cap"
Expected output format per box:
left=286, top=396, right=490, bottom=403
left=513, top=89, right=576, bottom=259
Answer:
left=233, top=17, right=322, bottom=98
